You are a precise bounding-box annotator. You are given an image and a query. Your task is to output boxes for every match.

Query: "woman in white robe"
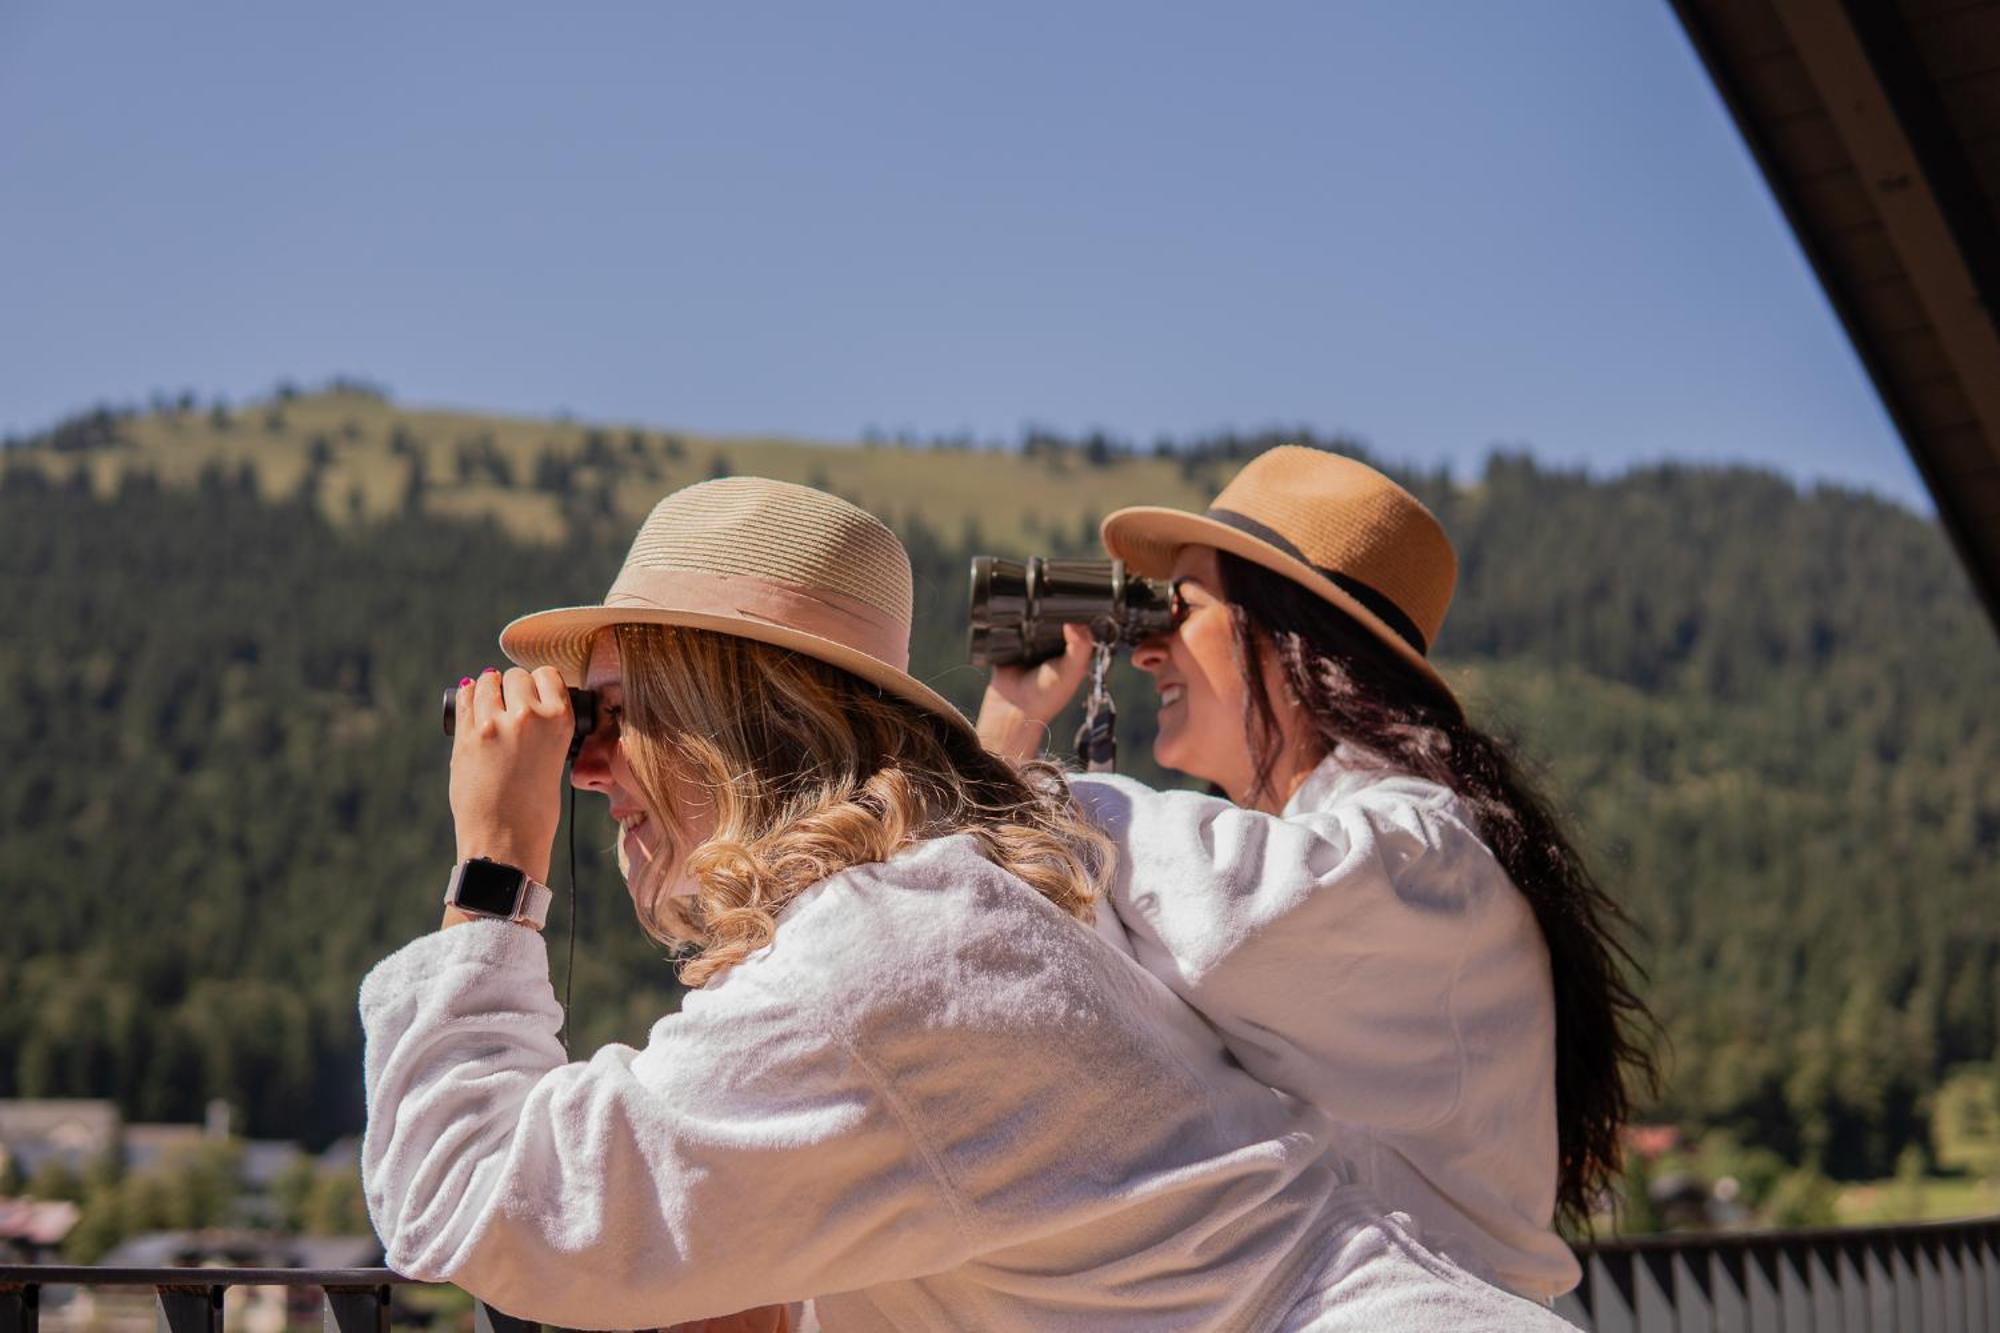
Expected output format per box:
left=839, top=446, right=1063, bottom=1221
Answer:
left=979, top=448, right=1659, bottom=1303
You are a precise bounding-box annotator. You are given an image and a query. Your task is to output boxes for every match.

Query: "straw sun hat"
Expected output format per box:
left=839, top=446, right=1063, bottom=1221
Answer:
left=1100, top=446, right=1459, bottom=699
left=500, top=477, right=970, bottom=733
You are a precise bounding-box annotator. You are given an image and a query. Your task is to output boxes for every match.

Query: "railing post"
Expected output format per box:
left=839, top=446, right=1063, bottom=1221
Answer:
left=1957, top=1230, right=1983, bottom=1331
left=1776, top=1243, right=1812, bottom=1329
left=1587, top=1249, right=1636, bottom=1333
left=1973, top=1227, right=1998, bottom=1330
left=324, top=1285, right=390, bottom=1333
left=1669, top=1245, right=1712, bottom=1331
left=0, top=1286, right=39, bottom=1333
left=1941, top=1228, right=1967, bottom=1332
left=1893, top=1235, right=1922, bottom=1329
left=1916, top=1229, right=1946, bottom=1329
left=1861, top=1236, right=1893, bottom=1332
left=1746, top=1245, right=1783, bottom=1331
left=475, top=1302, right=540, bottom=1333
left=1632, top=1249, right=1673, bottom=1331
left=156, top=1284, right=224, bottom=1333
left=1807, top=1240, right=1841, bottom=1329
left=1832, top=1239, right=1866, bottom=1331
left=1710, top=1246, right=1748, bottom=1333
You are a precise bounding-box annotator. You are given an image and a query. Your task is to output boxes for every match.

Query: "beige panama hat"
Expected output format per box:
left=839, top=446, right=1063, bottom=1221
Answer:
left=1101, top=446, right=1458, bottom=699
left=500, top=477, right=971, bottom=734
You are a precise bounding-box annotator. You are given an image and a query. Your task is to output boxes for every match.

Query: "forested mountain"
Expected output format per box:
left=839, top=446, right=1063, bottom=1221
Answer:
left=2, top=393, right=1994, bottom=1191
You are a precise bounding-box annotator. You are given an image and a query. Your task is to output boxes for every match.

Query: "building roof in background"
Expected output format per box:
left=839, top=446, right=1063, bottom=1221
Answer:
left=121, top=1123, right=206, bottom=1173
left=1672, top=0, right=2000, bottom=630
left=118, top=1127, right=305, bottom=1189
left=0, top=1100, right=120, bottom=1172
left=239, top=1141, right=305, bottom=1190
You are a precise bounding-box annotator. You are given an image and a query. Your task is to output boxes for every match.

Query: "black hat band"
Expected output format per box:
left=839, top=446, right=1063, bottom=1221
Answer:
left=1206, top=507, right=1431, bottom=656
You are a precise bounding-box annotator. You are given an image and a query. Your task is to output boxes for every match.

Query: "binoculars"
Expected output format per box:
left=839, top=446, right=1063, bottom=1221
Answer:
left=441, top=685, right=600, bottom=761
left=967, top=557, right=1181, bottom=668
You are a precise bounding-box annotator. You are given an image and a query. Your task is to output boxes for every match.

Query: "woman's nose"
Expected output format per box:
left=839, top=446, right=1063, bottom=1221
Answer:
left=569, top=729, right=615, bottom=793
left=1131, top=635, right=1170, bottom=673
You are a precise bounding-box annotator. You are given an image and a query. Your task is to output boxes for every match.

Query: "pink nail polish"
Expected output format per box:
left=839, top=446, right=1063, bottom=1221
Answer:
left=459, top=677, right=474, bottom=688
left=483, top=666, right=499, bottom=674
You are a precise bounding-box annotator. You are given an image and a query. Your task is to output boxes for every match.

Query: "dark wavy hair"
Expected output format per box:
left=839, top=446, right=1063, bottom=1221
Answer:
left=1216, top=550, right=1659, bottom=1228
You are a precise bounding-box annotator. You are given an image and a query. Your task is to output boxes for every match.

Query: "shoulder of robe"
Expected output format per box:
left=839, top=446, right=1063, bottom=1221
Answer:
left=1313, top=767, right=1508, bottom=912
left=691, top=834, right=1095, bottom=1015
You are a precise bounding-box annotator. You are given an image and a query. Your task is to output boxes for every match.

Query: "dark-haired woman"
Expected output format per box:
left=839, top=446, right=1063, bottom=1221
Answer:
left=979, top=446, right=1657, bottom=1304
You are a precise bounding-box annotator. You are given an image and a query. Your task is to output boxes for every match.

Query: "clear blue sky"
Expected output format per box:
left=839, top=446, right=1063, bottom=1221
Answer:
left=0, top=1, right=1930, bottom=506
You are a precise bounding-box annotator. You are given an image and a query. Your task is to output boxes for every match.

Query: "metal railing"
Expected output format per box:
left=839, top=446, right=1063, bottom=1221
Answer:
left=5, top=1216, right=1999, bottom=1333
left=0, top=1267, right=542, bottom=1333
left=1555, top=1214, right=2000, bottom=1330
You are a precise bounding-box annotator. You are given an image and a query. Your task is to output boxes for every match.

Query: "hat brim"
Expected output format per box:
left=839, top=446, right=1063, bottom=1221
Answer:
left=499, top=604, right=976, bottom=738
left=1101, top=506, right=1457, bottom=703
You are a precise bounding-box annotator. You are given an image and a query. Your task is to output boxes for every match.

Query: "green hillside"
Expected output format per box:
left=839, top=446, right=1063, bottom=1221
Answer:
left=6, top=385, right=1228, bottom=550
left=4, top=390, right=1996, bottom=1204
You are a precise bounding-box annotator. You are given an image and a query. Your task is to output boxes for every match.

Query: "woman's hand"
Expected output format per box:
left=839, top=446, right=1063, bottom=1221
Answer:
left=976, top=623, right=1096, bottom=762
left=448, top=666, right=574, bottom=891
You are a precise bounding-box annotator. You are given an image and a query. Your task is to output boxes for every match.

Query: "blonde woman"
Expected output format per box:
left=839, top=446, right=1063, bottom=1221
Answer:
left=360, top=478, right=1568, bottom=1329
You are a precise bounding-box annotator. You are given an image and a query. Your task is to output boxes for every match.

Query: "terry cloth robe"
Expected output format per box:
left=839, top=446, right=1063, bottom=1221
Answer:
left=1071, top=752, right=1581, bottom=1303
left=361, top=833, right=1570, bottom=1331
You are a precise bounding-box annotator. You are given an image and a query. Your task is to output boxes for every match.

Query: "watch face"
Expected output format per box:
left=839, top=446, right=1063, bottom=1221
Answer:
left=453, top=860, right=525, bottom=917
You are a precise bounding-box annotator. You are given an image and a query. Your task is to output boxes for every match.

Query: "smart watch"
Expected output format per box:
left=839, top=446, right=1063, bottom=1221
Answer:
left=445, top=857, right=553, bottom=930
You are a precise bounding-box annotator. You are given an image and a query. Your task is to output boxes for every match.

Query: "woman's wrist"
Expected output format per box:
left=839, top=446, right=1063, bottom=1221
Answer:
left=442, top=843, right=552, bottom=933
left=976, top=627, right=1095, bottom=763
left=976, top=689, right=1051, bottom=763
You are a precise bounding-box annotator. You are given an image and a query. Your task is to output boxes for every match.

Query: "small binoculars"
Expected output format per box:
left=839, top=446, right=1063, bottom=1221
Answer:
left=967, top=557, right=1182, bottom=668
left=441, top=685, right=600, bottom=761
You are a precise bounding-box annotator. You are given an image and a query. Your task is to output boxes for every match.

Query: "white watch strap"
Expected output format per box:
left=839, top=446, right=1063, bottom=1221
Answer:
left=515, top=877, right=553, bottom=930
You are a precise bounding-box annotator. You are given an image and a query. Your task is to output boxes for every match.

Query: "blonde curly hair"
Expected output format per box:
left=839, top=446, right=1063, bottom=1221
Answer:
left=606, top=622, right=1106, bottom=986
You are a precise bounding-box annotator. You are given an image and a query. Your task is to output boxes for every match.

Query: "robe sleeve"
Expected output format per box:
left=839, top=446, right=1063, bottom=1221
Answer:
left=1070, top=773, right=1502, bottom=1131
left=360, top=920, right=973, bottom=1328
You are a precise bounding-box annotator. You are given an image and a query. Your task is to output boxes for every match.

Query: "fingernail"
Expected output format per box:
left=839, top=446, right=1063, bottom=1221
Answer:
left=459, top=677, right=474, bottom=688
left=483, top=666, right=499, bottom=674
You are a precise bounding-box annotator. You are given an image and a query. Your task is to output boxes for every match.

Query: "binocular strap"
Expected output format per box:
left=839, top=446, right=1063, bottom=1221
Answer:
left=1074, top=640, right=1118, bottom=774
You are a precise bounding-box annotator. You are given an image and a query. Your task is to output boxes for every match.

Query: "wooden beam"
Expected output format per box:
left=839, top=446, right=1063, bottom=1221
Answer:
left=1671, top=0, right=2000, bottom=631
left=1771, top=0, right=2000, bottom=463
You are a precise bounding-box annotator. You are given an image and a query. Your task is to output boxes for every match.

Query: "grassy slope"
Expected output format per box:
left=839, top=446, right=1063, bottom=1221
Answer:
left=19, top=390, right=1220, bottom=549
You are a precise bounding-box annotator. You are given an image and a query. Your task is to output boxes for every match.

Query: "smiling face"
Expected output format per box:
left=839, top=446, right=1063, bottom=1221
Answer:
left=571, top=632, right=711, bottom=903
left=1131, top=546, right=1325, bottom=811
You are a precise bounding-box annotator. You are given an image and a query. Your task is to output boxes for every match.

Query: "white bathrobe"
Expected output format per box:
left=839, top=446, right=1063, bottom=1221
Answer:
left=361, top=833, right=1569, bottom=1330
left=1071, top=752, right=1580, bottom=1302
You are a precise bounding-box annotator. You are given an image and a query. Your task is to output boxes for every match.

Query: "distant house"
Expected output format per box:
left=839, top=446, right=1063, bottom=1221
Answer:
left=240, top=1140, right=305, bottom=1193
left=0, top=1099, right=120, bottom=1177
left=117, top=1124, right=310, bottom=1228
left=121, top=1122, right=207, bottom=1174
left=2, top=1098, right=311, bottom=1229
